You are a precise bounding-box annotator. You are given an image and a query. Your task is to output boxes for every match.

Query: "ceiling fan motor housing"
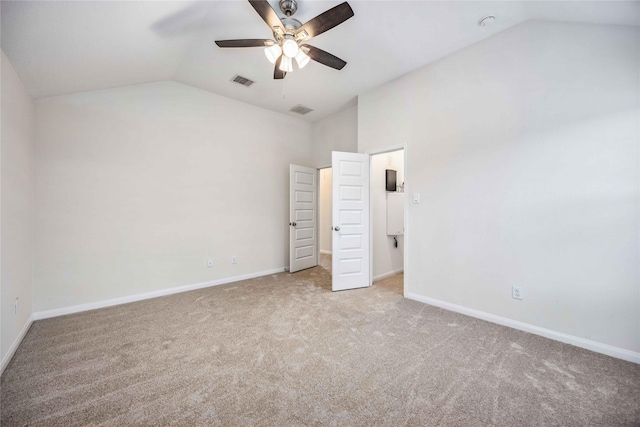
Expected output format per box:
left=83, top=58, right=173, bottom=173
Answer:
left=279, top=0, right=297, bottom=17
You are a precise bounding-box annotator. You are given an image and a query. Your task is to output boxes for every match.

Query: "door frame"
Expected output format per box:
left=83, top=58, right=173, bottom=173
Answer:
left=365, top=144, right=408, bottom=296
left=315, top=165, right=331, bottom=267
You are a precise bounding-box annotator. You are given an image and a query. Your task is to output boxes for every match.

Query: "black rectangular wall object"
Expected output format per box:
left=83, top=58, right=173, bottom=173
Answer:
left=386, top=169, right=397, bottom=192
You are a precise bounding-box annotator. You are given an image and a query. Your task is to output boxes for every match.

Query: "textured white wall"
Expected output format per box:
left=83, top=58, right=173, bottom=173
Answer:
left=359, top=21, right=640, bottom=353
left=319, top=168, right=332, bottom=254
left=1, top=51, right=35, bottom=363
left=312, top=105, right=358, bottom=256
left=311, top=105, right=358, bottom=168
left=34, top=81, right=312, bottom=312
left=371, top=150, right=404, bottom=280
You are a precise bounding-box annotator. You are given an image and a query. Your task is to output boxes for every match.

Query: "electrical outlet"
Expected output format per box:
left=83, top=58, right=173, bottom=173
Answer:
left=15, top=297, right=19, bottom=314
left=512, top=286, right=523, bottom=300
left=231, top=256, right=237, bottom=264
left=207, top=258, right=213, bottom=268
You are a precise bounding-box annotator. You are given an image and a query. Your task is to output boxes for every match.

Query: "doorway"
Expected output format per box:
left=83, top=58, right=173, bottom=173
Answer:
left=314, top=149, right=405, bottom=295
left=318, top=167, right=332, bottom=272
left=369, top=149, right=405, bottom=296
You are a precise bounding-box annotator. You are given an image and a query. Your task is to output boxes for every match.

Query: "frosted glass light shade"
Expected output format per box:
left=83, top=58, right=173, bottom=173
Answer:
left=295, top=49, right=310, bottom=69
left=279, top=55, right=293, bottom=72
left=264, top=44, right=282, bottom=64
left=282, top=38, right=299, bottom=58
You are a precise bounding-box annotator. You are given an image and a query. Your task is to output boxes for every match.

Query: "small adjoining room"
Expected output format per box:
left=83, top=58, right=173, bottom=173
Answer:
left=1, top=0, right=639, bottom=425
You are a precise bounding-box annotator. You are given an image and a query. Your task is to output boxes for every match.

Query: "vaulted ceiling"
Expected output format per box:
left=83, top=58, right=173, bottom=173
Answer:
left=2, top=1, right=639, bottom=121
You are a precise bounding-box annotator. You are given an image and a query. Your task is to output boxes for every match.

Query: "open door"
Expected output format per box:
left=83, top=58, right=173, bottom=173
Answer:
left=289, top=164, right=318, bottom=273
left=332, top=151, right=370, bottom=291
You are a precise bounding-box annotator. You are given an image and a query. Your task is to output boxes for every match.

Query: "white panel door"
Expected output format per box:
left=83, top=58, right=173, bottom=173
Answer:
left=332, top=151, right=370, bottom=291
left=289, top=164, right=318, bottom=273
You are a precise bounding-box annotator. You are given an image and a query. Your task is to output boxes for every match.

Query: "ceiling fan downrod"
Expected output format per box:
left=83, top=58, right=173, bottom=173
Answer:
left=279, top=0, right=297, bottom=17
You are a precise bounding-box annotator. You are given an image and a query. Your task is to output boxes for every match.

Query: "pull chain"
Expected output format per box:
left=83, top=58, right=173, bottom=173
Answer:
left=282, top=78, right=286, bottom=99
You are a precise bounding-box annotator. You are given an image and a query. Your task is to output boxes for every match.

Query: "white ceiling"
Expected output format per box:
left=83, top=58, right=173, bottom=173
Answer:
left=2, top=0, right=639, bottom=121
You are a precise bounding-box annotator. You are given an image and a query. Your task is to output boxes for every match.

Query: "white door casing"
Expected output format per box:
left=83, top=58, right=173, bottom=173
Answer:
left=289, top=164, right=318, bottom=273
left=332, top=151, right=370, bottom=291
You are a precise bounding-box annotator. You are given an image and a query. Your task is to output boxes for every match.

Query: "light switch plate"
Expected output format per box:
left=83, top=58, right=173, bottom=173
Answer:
left=413, top=193, right=420, bottom=204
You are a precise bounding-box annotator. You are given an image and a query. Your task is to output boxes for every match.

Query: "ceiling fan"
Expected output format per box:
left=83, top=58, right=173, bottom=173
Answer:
left=215, top=0, right=354, bottom=79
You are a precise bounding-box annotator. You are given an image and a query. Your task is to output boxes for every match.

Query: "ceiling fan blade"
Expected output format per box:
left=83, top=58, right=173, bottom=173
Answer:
left=249, top=0, right=285, bottom=34
left=295, top=2, right=354, bottom=41
left=215, top=39, right=275, bottom=48
left=301, top=45, right=347, bottom=70
left=274, top=56, right=287, bottom=79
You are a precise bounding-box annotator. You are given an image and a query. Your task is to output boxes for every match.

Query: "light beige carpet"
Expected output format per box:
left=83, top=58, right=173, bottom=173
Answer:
left=2, top=257, right=639, bottom=426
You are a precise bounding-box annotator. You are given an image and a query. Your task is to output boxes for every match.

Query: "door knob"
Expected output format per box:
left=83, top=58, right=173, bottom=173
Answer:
left=334, top=226, right=340, bottom=231
left=291, top=222, right=297, bottom=227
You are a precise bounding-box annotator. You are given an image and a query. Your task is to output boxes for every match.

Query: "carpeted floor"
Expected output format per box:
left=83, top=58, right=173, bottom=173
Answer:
left=1, top=256, right=639, bottom=426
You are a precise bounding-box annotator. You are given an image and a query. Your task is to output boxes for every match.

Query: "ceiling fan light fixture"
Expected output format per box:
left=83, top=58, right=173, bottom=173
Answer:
left=295, top=49, right=310, bottom=69
left=279, top=55, right=293, bottom=72
left=282, top=37, right=299, bottom=58
left=264, top=44, right=282, bottom=64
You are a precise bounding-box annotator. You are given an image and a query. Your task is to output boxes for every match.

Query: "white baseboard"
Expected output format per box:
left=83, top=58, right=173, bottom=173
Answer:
left=33, top=267, right=285, bottom=321
left=405, top=292, right=640, bottom=365
left=319, top=250, right=332, bottom=255
left=1, top=314, right=34, bottom=375
left=373, top=268, right=404, bottom=282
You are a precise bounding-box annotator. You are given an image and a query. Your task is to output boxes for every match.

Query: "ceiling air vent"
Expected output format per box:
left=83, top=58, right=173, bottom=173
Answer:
left=290, top=104, right=314, bottom=115
left=231, top=74, right=255, bottom=87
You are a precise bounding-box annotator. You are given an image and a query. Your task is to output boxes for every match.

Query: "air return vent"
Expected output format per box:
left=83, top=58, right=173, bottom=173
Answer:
left=290, top=104, right=314, bottom=115
left=231, top=75, right=255, bottom=87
